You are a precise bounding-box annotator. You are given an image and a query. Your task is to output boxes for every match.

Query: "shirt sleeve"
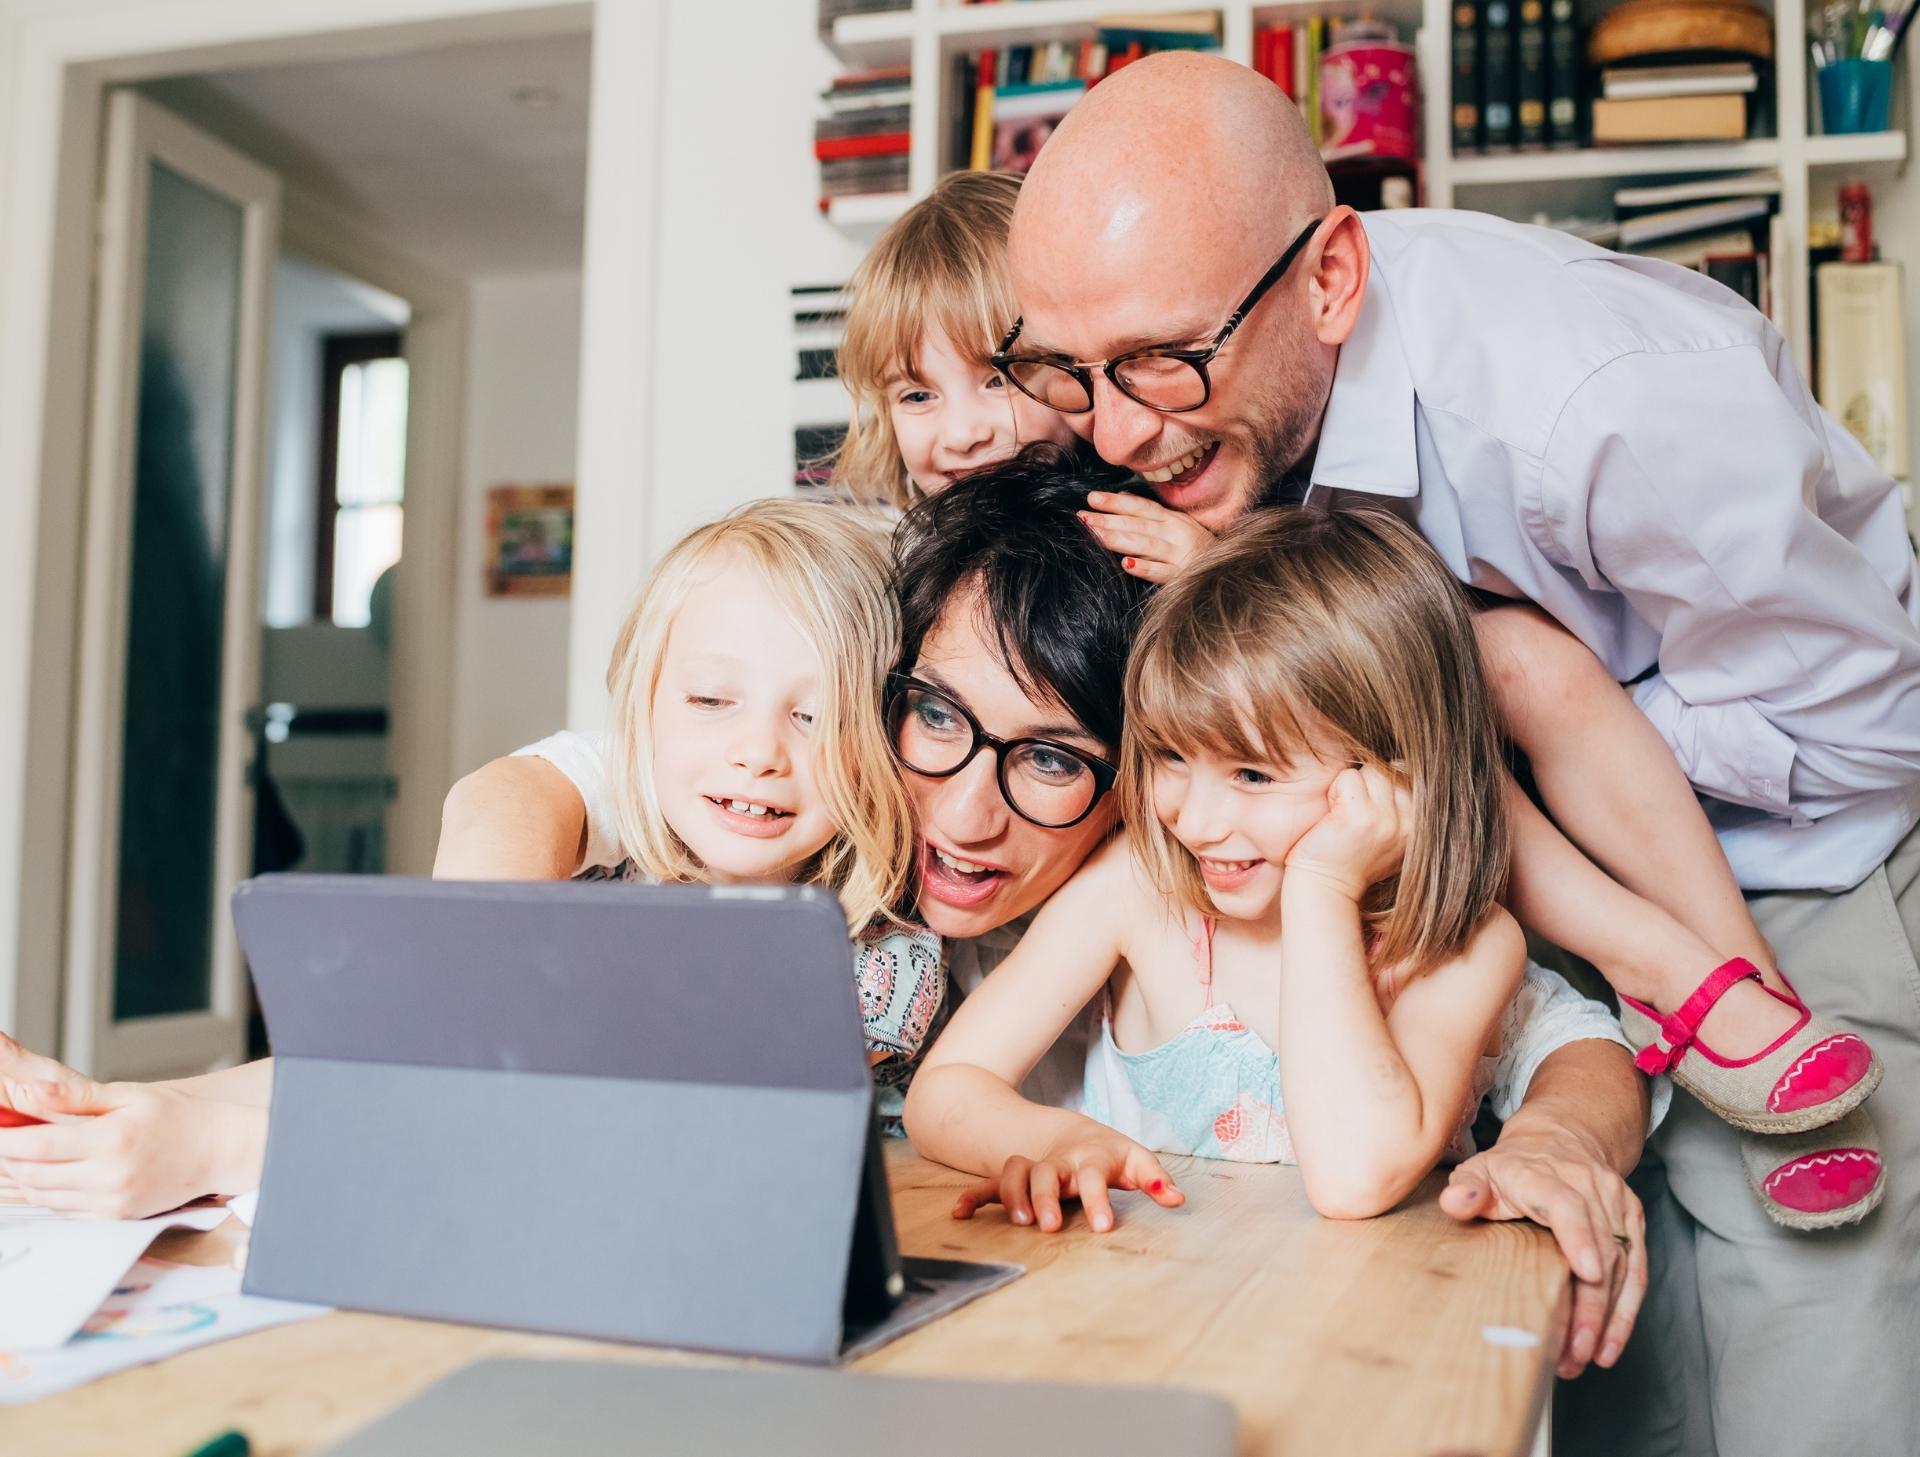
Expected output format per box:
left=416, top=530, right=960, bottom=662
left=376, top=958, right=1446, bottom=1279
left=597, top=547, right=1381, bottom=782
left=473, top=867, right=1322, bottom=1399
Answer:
left=1539, top=344, right=1920, bottom=820
left=511, top=730, right=624, bottom=873
left=1486, top=963, right=1671, bottom=1134
left=854, top=923, right=946, bottom=1061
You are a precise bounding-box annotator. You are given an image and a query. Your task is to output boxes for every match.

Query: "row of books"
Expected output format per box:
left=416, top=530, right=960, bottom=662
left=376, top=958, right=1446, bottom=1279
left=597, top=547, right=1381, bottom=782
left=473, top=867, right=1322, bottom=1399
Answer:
left=1451, top=0, right=1581, bottom=151
left=953, top=17, right=1220, bottom=171
left=816, top=67, right=911, bottom=206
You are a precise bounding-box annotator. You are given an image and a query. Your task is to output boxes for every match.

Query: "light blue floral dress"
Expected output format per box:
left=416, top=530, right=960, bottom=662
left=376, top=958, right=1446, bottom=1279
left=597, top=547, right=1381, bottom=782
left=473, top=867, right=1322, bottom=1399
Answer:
left=1083, top=917, right=1498, bottom=1163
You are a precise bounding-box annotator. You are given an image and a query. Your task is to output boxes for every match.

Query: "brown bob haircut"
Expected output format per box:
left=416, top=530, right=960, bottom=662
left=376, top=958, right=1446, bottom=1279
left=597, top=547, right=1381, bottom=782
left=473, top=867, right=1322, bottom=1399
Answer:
left=1121, top=504, right=1511, bottom=977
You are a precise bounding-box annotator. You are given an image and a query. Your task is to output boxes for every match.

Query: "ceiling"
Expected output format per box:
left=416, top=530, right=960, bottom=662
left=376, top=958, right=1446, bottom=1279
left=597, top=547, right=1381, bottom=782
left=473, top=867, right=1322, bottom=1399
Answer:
left=141, top=29, right=592, bottom=278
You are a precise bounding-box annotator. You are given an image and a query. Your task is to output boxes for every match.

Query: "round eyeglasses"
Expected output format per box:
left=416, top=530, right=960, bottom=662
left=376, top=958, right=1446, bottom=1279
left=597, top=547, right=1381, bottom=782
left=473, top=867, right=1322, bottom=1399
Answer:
left=886, top=675, right=1117, bottom=830
left=990, top=215, right=1326, bottom=416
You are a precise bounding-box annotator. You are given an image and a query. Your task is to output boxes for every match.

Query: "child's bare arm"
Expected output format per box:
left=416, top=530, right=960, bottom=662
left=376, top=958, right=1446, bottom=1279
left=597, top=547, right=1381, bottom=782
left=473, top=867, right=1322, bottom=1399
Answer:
left=1078, top=490, right=1216, bottom=583
left=433, top=755, right=588, bottom=881
left=907, top=840, right=1191, bottom=1235
left=1277, top=768, right=1528, bottom=1218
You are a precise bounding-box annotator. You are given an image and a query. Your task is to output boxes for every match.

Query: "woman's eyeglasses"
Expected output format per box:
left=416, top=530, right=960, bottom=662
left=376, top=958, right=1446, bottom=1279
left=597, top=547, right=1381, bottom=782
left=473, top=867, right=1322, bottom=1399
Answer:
left=886, top=675, right=1116, bottom=830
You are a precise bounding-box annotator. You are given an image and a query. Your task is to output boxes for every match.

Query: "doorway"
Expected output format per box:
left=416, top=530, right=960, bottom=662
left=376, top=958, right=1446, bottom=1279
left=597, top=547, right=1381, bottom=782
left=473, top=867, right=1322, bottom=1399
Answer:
left=52, top=27, right=591, bottom=1078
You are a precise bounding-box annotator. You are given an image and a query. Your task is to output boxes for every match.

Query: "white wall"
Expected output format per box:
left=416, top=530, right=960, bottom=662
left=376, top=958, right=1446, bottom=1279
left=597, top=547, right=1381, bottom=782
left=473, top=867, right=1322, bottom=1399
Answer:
left=452, top=270, right=581, bottom=774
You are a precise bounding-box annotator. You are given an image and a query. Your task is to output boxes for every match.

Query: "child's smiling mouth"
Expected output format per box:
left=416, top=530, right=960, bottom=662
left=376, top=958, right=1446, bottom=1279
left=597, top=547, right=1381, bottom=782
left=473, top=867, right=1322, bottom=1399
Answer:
left=702, top=795, right=795, bottom=836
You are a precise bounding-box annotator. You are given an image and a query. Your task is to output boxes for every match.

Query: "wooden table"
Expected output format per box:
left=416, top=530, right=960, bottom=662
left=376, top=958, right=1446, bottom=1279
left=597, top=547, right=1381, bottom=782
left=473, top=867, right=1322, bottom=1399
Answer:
left=3, top=1144, right=1566, bottom=1457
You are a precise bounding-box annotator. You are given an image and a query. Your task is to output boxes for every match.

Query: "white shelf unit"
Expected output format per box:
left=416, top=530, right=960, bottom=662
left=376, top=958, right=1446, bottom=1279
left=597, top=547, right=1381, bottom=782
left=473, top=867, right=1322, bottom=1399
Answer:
left=825, top=0, right=1914, bottom=384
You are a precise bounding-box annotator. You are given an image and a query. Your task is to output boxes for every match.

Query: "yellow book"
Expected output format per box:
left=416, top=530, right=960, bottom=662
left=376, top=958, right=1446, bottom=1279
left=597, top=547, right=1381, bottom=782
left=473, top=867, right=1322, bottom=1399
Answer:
left=970, top=57, right=996, bottom=170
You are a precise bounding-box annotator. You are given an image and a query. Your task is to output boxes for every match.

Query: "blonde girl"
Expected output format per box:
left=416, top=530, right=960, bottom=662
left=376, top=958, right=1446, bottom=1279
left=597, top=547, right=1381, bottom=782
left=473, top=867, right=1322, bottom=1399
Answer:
left=600, top=498, right=942, bottom=1077
left=905, top=504, right=1526, bottom=1226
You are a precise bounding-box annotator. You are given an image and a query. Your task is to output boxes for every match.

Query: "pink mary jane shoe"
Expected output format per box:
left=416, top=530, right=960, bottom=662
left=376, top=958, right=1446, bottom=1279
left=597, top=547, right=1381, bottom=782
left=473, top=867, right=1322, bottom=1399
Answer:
left=1620, top=959, right=1881, bottom=1135
left=1742, top=1108, right=1886, bottom=1231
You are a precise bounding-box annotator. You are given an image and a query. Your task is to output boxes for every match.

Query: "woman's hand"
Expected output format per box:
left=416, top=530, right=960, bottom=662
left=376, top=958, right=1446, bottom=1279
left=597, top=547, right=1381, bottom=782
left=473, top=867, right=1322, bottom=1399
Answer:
left=1079, top=491, right=1216, bottom=583
left=952, top=1129, right=1185, bottom=1233
left=1284, top=765, right=1411, bottom=903
left=0, top=1068, right=266, bottom=1220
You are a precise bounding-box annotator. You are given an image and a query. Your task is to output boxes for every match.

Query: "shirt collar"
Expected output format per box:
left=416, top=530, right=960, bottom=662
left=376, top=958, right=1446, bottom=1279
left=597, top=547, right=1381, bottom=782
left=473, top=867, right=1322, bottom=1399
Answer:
left=1307, top=258, right=1419, bottom=500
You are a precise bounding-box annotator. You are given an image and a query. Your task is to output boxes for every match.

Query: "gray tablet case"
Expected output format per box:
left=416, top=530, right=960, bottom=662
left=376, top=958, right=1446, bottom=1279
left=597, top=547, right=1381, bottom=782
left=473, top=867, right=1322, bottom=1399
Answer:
left=234, top=875, right=1019, bottom=1364
left=320, top=1359, right=1239, bottom=1456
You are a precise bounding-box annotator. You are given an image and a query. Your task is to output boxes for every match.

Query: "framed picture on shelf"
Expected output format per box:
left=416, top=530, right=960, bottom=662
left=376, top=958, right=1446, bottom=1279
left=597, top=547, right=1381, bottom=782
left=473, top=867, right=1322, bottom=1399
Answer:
left=485, top=483, right=574, bottom=597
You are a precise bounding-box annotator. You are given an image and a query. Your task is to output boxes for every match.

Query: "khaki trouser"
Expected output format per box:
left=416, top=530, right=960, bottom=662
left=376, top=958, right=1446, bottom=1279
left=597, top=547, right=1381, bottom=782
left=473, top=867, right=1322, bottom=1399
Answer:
left=1559, top=816, right=1920, bottom=1456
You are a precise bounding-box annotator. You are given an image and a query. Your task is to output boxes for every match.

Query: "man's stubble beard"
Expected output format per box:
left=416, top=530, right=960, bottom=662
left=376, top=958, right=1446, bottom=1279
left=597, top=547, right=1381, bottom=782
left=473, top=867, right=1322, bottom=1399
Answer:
left=1241, top=347, right=1331, bottom=517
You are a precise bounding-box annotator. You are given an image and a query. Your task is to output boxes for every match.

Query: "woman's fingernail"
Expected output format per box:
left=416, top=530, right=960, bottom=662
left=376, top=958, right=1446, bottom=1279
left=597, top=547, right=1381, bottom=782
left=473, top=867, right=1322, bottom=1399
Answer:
left=1148, top=1179, right=1165, bottom=1193
left=1599, top=1342, right=1621, bottom=1367
left=1572, top=1329, right=1595, bottom=1362
left=1011, top=1210, right=1029, bottom=1225
left=1123, top=557, right=1137, bottom=569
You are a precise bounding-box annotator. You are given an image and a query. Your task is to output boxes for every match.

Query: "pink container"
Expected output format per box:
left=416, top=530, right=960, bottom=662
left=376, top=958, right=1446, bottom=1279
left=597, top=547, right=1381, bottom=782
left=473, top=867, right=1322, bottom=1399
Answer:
left=1320, top=41, right=1419, bottom=161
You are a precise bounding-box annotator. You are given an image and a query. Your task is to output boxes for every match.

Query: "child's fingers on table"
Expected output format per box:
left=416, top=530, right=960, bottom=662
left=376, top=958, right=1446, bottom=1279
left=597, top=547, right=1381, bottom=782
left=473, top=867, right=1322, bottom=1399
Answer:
left=1029, top=1160, right=1066, bottom=1233
left=1121, top=1146, right=1185, bottom=1207
left=998, top=1157, right=1038, bottom=1227
left=951, top=1176, right=1004, bottom=1221
left=1072, top=1162, right=1116, bottom=1233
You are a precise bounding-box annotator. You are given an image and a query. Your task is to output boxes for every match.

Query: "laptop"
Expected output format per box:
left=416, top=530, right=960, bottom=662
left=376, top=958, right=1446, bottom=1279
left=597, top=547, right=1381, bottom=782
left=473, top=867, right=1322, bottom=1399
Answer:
left=234, top=875, right=1019, bottom=1363
left=319, top=1360, right=1240, bottom=1456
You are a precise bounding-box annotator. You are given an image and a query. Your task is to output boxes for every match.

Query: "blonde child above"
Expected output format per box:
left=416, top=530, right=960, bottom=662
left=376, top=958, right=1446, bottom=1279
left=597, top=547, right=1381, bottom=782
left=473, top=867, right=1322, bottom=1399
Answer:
left=905, top=505, right=1525, bottom=1226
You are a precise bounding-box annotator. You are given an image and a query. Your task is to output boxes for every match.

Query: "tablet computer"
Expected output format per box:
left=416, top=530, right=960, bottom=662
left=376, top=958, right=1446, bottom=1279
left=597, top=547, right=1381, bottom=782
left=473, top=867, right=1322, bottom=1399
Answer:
left=235, top=875, right=1018, bottom=1363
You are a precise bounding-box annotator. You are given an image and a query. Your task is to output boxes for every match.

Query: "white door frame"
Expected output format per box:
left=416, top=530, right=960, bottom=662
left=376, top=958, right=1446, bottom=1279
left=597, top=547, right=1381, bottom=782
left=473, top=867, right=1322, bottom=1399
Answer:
left=0, top=0, right=665, bottom=1057
left=63, top=90, right=280, bottom=1079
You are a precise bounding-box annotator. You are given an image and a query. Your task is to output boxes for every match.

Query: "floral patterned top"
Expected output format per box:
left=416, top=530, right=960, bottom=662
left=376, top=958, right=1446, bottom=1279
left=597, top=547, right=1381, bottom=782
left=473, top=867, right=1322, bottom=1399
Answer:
left=1083, top=917, right=1503, bottom=1164
left=578, top=862, right=944, bottom=1131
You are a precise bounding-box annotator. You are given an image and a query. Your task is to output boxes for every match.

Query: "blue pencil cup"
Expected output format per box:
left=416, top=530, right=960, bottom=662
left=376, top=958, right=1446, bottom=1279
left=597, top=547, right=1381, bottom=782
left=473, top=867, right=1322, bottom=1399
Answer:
left=1817, top=58, right=1894, bottom=134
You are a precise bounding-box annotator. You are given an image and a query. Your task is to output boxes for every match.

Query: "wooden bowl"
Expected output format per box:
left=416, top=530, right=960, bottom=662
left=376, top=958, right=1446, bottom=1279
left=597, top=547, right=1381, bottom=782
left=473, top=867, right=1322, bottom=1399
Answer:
left=1588, top=0, right=1774, bottom=63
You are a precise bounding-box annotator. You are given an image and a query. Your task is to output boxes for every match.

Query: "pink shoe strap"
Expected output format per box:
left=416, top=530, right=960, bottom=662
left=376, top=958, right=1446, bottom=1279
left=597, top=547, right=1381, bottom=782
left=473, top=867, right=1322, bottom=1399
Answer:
left=1632, top=958, right=1763, bottom=1075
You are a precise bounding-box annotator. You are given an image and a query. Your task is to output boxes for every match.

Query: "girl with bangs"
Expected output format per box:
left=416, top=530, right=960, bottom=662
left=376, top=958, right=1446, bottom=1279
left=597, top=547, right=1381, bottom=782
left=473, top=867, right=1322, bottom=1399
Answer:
left=906, top=503, right=1529, bottom=1225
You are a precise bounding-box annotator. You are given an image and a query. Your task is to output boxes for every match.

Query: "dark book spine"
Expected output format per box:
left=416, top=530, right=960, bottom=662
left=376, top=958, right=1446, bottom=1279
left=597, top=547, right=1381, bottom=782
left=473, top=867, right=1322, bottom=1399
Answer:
left=1547, top=0, right=1580, bottom=147
left=1516, top=0, right=1547, bottom=148
left=1452, top=0, right=1482, bottom=152
left=1482, top=0, right=1516, bottom=149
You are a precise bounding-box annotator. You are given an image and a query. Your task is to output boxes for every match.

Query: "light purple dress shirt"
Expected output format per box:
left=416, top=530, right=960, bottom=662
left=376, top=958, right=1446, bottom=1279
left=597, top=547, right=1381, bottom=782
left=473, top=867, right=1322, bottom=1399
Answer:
left=1311, top=209, right=1920, bottom=892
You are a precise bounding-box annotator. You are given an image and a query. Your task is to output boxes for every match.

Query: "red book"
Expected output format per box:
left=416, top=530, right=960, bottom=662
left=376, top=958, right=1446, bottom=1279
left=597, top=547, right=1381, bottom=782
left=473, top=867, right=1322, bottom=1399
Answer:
left=1269, top=26, right=1296, bottom=95
left=814, top=132, right=912, bottom=161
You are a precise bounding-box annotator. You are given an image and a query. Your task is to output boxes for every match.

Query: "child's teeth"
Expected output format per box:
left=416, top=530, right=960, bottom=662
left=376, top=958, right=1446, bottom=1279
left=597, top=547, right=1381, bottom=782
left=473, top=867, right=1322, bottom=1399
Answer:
left=728, top=799, right=767, bottom=817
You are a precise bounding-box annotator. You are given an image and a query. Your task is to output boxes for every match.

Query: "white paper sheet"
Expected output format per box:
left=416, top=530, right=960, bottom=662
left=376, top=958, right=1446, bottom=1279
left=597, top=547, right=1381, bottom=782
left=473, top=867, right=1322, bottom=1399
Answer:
left=0, top=1204, right=231, bottom=1350
left=0, top=1253, right=327, bottom=1404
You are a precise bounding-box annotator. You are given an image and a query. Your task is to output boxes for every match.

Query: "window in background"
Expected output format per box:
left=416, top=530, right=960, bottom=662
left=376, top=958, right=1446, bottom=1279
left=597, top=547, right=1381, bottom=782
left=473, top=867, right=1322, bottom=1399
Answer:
left=315, top=331, right=407, bottom=627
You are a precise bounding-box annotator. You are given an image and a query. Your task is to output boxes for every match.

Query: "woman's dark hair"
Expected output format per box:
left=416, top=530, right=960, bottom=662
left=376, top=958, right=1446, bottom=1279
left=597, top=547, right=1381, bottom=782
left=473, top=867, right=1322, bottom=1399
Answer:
left=891, top=442, right=1154, bottom=751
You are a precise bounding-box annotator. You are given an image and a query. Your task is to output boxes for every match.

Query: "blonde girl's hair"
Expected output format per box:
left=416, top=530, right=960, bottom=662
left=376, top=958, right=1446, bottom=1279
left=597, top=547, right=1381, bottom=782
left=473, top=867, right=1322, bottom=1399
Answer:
left=1121, top=504, right=1511, bottom=977
left=829, top=170, right=1025, bottom=509
left=603, top=499, right=914, bottom=931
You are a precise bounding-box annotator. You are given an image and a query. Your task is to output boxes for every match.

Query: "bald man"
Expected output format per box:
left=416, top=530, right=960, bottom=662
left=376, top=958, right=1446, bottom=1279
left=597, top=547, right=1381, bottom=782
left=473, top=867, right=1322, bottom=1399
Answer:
left=997, top=51, right=1920, bottom=1457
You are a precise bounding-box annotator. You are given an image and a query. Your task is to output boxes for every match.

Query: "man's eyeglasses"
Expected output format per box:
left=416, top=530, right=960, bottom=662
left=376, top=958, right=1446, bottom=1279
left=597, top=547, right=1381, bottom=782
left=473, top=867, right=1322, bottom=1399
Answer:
left=886, top=675, right=1117, bottom=830
left=990, top=215, right=1326, bottom=416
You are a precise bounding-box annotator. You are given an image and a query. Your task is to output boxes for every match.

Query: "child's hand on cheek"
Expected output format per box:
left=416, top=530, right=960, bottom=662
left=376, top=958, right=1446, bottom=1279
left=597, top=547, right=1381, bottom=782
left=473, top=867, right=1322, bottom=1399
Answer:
left=1079, top=491, right=1216, bottom=583
left=1283, top=765, right=1412, bottom=903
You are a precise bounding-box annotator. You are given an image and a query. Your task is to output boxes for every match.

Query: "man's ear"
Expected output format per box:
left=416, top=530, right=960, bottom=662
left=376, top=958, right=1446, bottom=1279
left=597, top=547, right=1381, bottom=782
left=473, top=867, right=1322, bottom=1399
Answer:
left=1308, top=206, right=1370, bottom=348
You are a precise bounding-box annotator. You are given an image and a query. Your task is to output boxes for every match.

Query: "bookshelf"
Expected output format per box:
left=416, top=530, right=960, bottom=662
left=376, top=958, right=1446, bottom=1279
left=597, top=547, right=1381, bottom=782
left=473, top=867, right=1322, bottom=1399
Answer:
left=823, top=0, right=1913, bottom=383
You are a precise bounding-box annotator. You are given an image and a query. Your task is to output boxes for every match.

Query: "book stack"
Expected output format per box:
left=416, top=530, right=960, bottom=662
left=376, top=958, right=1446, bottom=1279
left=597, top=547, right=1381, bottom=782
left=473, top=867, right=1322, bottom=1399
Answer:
left=1251, top=18, right=1322, bottom=139
left=816, top=68, right=911, bottom=209
left=1452, top=0, right=1582, bottom=151
left=1546, top=171, right=1781, bottom=312
left=817, top=0, right=907, bottom=35
left=792, top=283, right=852, bottom=498
left=954, top=12, right=1220, bottom=170
left=1591, top=59, right=1757, bottom=143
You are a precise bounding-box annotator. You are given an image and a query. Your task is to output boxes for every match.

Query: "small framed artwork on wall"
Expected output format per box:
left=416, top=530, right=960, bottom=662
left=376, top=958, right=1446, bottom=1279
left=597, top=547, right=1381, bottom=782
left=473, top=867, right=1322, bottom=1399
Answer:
left=485, top=483, right=574, bottom=597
